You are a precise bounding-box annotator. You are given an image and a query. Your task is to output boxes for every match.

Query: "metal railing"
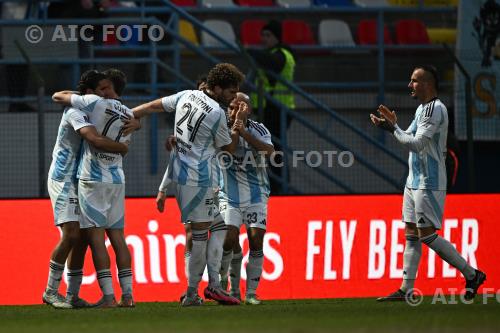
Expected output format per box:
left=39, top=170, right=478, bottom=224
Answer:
left=0, top=0, right=456, bottom=195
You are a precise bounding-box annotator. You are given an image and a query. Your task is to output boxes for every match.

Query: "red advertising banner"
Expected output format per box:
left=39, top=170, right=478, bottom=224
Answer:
left=0, top=194, right=499, bottom=305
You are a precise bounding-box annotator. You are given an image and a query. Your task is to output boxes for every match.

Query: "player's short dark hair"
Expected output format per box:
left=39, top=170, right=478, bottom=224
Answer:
left=206, top=63, right=245, bottom=90
left=103, top=68, right=127, bottom=96
left=77, top=70, right=107, bottom=94
left=415, top=65, right=439, bottom=91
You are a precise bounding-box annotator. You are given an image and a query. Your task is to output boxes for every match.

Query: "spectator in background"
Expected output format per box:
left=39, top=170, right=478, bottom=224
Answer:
left=247, top=20, right=296, bottom=194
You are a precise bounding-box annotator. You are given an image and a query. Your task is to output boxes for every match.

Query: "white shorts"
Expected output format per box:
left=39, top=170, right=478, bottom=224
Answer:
left=402, top=187, right=446, bottom=229
left=175, top=184, right=215, bottom=223
left=48, top=179, right=80, bottom=226
left=219, top=200, right=268, bottom=231
left=78, top=180, right=125, bottom=229
left=182, top=188, right=223, bottom=226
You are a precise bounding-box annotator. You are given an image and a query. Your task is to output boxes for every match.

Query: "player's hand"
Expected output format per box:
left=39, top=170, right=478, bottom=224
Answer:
left=156, top=191, right=166, bottom=213
left=235, top=102, right=248, bottom=121
left=232, top=119, right=246, bottom=135
left=377, top=105, right=397, bottom=125
left=121, top=117, right=141, bottom=136
left=370, top=113, right=395, bottom=132
left=164, top=135, right=177, bottom=152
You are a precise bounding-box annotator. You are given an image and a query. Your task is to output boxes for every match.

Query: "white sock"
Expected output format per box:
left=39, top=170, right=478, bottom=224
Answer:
left=96, top=269, right=114, bottom=297
left=188, top=229, right=208, bottom=289
left=421, top=233, right=476, bottom=280
left=229, top=251, right=243, bottom=295
left=66, top=269, right=83, bottom=298
left=220, top=250, right=233, bottom=280
left=184, top=251, right=191, bottom=279
left=118, top=268, right=133, bottom=296
left=246, top=250, right=264, bottom=296
left=207, top=221, right=227, bottom=287
left=46, top=260, right=64, bottom=292
left=400, top=235, right=421, bottom=292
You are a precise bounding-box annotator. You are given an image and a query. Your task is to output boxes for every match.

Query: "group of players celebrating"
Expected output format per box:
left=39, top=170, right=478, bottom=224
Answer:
left=42, top=62, right=486, bottom=309
left=43, top=63, right=273, bottom=308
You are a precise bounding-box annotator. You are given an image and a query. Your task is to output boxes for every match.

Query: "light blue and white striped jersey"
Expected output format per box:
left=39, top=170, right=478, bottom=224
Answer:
left=218, top=119, right=272, bottom=207
left=48, top=107, right=93, bottom=182
left=70, top=94, right=132, bottom=184
left=405, top=98, right=448, bottom=190
left=161, top=90, right=231, bottom=188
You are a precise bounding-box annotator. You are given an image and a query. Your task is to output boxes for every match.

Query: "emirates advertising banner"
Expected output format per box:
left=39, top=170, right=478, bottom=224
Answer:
left=0, top=194, right=498, bottom=305
left=456, top=0, right=500, bottom=140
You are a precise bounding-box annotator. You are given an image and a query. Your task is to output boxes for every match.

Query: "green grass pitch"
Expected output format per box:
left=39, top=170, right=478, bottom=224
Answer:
left=1, top=298, right=499, bottom=333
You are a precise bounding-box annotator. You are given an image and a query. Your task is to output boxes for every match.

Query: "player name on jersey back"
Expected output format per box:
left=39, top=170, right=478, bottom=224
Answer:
left=161, top=90, right=231, bottom=188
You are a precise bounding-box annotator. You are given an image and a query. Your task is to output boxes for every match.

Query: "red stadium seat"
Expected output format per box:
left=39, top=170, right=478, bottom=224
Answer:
left=395, top=19, right=430, bottom=44
left=357, top=19, right=393, bottom=45
left=240, top=20, right=267, bottom=46
left=282, top=20, right=316, bottom=45
left=236, top=0, right=275, bottom=6
left=172, top=0, right=197, bottom=6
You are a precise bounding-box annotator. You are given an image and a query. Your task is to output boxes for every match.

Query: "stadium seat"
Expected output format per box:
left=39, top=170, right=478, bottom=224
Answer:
left=313, top=0, right=354, bottom=6
left=282, top=20, right=316, bottom=45
left=353, top=0, right=389, bottom=6
left=240, top=20, right=267, bottom=46
left=201, top=0, right=236, bottom=7
left=277, top=0, right=311, bottom=7
left=201, top=20, right=236, bottom=47
left=172, top=0, right=197, bottom=6
left=426, top=28, right=456, bottom=44
left=235, top=0, right=275, bottom=6
left=357, top=19, right=393, bottom=45
left=395, top=19, right=430, bottom=44
left=179, top=20, right=199, bottom=45
left=318, top=19, right=355, bottom=46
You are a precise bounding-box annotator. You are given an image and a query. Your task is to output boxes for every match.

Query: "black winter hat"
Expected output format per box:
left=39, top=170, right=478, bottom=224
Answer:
left=262, top=20, right=282, bottom=42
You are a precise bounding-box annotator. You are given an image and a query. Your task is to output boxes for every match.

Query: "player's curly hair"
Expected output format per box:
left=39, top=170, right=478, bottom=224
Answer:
left=77, top=70, right=107, bottom=94
left=103, top=68, right=127, bottom=96
left=206, top=63, right=245, bottom=90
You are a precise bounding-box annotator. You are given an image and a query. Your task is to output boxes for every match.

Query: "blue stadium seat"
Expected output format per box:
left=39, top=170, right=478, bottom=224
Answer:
left=312, top=0, right=354, bottom=6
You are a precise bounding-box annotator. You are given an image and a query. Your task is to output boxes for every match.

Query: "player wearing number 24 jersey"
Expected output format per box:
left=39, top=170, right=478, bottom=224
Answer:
left=133, top=63, right=244, bottom=307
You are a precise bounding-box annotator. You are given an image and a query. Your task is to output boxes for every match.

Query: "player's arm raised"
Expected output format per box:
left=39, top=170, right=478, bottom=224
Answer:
left=220, top=102, right=248, bottom=155
left=377, top=104, right=431, bottom=153
left=132, top=98, right=165, bottom=118
left=220, top=128, right=240, bottom=155
left=78, top=126, right=129, bottom=156
left=52, top=91, right=77, bottom=106
left=232, top=114, right=274, bottom=157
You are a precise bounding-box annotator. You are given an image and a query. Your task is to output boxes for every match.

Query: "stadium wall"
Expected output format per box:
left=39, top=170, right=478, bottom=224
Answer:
left=0, top=194, right=498, bottom=305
